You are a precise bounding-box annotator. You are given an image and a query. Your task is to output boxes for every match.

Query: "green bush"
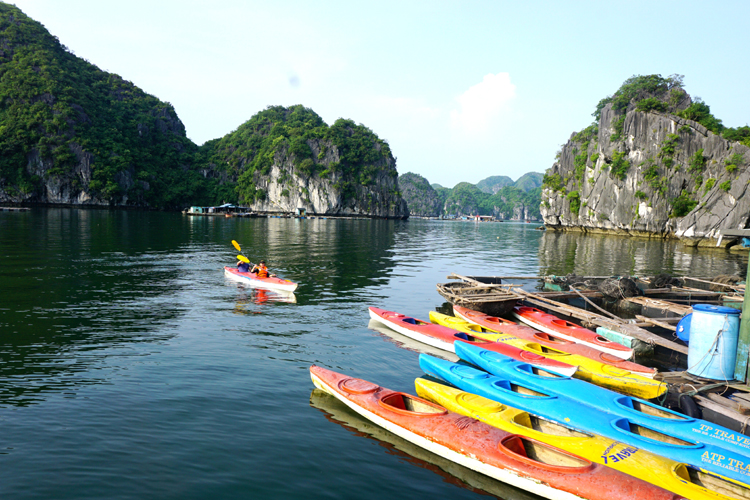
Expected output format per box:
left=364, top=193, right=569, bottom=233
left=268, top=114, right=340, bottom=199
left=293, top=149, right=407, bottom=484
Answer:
left=543, top=172, right=564, bottom=192
left=723, top=126, right=750, bottom=146
left=719, top=180, right=732, bottom=191
left=704, top=178, right=716, bottom=193
left=635, top=190, right=648, bottom=200
left=676, top=99, right=724, bottom=133
left=611, top=115, right=626, bottom=141
left=635, top=97, right=667, bottom=113
left=688, top=149, right=706, bottom=174
left=610, top=151, right=630, bottom=180
left=567, top=191, right=581, bottom=216
left=670, top=190, right=697, bottom=217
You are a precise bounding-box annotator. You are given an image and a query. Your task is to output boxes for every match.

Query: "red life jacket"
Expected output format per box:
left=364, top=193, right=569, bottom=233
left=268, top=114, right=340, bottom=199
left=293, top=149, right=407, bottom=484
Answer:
left=256, top=264, right=268, bottom=278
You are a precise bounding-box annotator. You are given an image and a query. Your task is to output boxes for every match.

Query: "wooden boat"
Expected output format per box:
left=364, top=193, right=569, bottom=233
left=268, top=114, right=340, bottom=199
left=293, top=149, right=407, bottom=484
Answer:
left=453, top=305, right=657, bottom=378
left=415, top=377, right=750, bottom=500
left=368, top=307, right=577, bottom=376
left=309, top=364, right=681, bottom=500
left=513, top=305, right=633, bottom=359
left=430, top=311, right=665, bottom=399
left=420, top=348, right=750, bottom=487
left=223, top=266, right=298, bottom=292
left=436, top=281, right=521, bottom=317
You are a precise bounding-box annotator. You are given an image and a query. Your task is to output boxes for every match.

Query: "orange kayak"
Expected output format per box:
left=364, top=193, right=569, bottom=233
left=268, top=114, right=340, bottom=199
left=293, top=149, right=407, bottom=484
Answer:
left=453, top=305, right=656, bottom=378
left=309, top=365, right=682, bottom=500
left=513, top=305, right=633, bottom=360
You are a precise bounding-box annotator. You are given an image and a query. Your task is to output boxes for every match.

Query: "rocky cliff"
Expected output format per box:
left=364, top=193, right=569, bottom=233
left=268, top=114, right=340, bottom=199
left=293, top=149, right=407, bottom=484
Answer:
left=0, top=5, right=408, bottom=217
left=542, top=75, right=750, bottom=247
left=200, top=106, right=408, bottom=218
left=398, top=172, right=442, bottom=217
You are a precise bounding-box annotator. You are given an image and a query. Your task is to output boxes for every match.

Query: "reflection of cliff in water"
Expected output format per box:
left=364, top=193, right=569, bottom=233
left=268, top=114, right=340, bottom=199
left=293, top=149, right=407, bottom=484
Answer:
left=229, top=218, right=400, bottom=300
left=538, top=231, right=746, bottom=278
left=309, top=388, right=543, bottom=500
left=0, top=209, right=188, bottom=407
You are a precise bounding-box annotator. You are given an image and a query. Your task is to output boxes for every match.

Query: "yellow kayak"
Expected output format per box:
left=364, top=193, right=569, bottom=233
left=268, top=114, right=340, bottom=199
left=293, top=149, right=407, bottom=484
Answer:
left=429, top=311, right=667, bottom=400
left=415, top=377, right=750, bottom=500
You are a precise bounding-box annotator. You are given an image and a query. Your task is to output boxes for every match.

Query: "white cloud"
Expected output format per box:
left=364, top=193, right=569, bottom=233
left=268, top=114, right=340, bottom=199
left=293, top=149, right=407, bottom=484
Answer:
left=450, top=73, right=516, bottom=135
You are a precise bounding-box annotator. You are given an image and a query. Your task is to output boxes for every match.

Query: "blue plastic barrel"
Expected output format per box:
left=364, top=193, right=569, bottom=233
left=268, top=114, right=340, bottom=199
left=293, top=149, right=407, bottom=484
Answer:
left=687, top=304, right=741, bottom=380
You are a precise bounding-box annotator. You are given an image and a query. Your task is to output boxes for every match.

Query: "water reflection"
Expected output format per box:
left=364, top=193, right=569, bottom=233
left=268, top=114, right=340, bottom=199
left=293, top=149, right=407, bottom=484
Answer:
left=229, top=283, right=297, bottom=313
left=309, top=388, right=543, bottom=500
left=0, top=209, right=188, bottom=407
left=538, top=231, right=747, bottom=278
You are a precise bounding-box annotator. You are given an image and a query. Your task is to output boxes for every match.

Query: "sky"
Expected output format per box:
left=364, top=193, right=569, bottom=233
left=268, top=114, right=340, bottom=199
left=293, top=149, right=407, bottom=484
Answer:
left=10, top=0, right=750, bottom=187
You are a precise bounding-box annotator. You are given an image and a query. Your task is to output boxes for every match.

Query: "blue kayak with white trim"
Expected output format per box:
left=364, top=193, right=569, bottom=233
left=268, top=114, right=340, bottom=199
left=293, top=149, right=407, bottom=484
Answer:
left=420, top=347, right=750, bottom=487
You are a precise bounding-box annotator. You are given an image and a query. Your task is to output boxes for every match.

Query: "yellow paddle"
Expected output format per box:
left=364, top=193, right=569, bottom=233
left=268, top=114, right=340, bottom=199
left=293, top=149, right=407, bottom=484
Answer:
left=237, top=255, right=250, bottom=264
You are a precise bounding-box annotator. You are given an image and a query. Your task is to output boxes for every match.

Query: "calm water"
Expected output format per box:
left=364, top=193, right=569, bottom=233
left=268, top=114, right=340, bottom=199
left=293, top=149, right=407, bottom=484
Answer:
left=0, top=209, right=746, bottom=499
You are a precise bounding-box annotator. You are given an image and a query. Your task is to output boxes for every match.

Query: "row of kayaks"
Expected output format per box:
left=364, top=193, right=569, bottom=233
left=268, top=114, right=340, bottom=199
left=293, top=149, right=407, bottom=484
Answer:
left=310, top=305, right=750, bottom=500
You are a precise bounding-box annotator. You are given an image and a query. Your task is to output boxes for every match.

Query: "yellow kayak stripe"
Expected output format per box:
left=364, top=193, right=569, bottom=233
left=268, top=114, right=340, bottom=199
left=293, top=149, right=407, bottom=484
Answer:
left=428, top=311, right=667, bottom=399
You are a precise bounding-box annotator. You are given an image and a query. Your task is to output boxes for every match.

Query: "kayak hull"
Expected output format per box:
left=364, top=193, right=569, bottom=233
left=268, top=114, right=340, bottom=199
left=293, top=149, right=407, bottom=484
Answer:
left=421, top=346, right=750, bottom=486
left=368, top=307, right=578, bottom=376
left=310, top=365, right=679, bottom=500
left=513, top=306, right=633, bottom=360
left=223, top=266, right=298, bottom=292
left=415, top=377, right=749, bottom=500
left=453, top=305, right=657, bottom=378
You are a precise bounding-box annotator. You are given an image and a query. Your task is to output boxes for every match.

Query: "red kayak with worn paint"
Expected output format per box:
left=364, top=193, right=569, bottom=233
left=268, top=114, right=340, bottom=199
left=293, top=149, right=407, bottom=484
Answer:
left=512, top=306, right=633, bottom=360
left=368, top=307, right=577, bottom=376
left=453, top=305, right=655, bottom=378
left=309, top=365, right=683, bottom=500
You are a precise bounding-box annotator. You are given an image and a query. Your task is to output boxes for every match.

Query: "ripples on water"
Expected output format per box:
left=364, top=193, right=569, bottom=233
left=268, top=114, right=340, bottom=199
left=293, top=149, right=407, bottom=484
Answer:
left=0, top=209, right=746, bottom=499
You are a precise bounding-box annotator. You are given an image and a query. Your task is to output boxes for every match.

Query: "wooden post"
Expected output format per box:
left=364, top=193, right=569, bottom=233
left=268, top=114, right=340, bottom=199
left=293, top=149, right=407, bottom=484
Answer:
left=735, top=261, right=750, bottom=382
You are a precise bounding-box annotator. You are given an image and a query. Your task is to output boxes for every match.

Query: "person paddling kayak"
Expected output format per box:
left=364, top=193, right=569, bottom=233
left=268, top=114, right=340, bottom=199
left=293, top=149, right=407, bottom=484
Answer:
left=237, top=259, right=251, bottom=273
left=250, top=260, right=269, bottom=278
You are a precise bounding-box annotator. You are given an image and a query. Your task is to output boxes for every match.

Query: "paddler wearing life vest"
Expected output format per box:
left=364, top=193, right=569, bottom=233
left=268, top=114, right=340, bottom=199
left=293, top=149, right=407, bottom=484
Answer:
left=251, top=260, right=269, bottom=278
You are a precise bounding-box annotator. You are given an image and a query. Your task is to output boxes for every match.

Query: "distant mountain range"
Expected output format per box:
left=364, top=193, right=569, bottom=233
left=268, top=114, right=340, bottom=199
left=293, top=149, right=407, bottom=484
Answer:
left=402, top=172, right=543, bottom=219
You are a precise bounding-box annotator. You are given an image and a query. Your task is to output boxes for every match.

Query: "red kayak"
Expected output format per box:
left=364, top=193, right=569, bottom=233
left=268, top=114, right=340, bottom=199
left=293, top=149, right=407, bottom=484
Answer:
left=310, top=365, right=682, bottom=500
left=453, top=305, right=656, bottom=378
left=223, top=266, right=298, bottom=292
left=512, top=306, right=633, bottom=360
left=369, top=307, right=577, bottom=376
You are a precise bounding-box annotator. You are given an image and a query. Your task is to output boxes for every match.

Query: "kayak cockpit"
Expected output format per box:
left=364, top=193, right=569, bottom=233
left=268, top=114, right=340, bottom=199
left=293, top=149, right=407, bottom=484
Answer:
left=499, top=435, right=592, bottom=470
left=674, top=463, right=750, bottom=499
left=615, top=396, right=689, bottom=420
left=378, top=393, right=448, bottom=416
left=612, top=418, right=698, bottom=447
left=454, top=332, right=492, bottom=344
left=512, top=412, right=593, bottom=438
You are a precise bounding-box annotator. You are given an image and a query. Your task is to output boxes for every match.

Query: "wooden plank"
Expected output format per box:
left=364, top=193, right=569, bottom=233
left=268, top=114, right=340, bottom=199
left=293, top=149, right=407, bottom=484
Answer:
left=625, top=296, right=693, bottom=316
left=707, top=393, right=750, bottom=414
left=694, top=394, right=750, bottom=428
left=513, top=288, right=689, bottom=355
left=634, top=315, right=678, bottom=332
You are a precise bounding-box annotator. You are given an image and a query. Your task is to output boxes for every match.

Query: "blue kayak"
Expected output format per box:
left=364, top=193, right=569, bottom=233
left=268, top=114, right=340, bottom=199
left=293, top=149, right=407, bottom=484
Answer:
left=420, top=346, right=750, bottom=487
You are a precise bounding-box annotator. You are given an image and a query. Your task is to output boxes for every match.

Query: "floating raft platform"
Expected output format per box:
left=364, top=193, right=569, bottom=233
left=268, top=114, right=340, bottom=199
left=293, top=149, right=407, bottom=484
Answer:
left=442, top=272, right=750, bottom=435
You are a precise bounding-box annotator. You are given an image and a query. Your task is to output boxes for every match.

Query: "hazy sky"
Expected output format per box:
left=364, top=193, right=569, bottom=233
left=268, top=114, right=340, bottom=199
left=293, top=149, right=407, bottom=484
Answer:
left=11, top=0, right=750, bottom=187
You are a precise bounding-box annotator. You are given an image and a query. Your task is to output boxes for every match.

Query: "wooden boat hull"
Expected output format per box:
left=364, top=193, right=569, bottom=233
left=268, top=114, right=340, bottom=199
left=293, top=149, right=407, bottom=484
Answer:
left=453, top=305, right=657, bottom=378
left=513, top=306, right=633, bottom=360
left=436, top=281, right=520, bottom=317
left=421, top=347, right=750, bottom=487
left=310, top=365, right=680, bottom=500
left=415, top=378, right=749, bottom=500
left=368, top=307, right=578, bottom=376
left=223, top=266, right=298, bottom=292
left=431, top=310, right=665, bottom=399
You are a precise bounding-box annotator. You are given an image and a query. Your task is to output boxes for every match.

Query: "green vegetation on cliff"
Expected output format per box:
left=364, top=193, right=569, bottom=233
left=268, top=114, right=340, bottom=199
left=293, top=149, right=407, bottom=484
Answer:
left=0, top=3, right=208, bottom=207
left=200, top=105, right=396, bottom=205
left=398, top=172, right=441, bottom=216
left=593, top=74, right=749, bottom=146
left=0, top=4, right=400, bottom=211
